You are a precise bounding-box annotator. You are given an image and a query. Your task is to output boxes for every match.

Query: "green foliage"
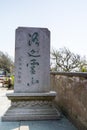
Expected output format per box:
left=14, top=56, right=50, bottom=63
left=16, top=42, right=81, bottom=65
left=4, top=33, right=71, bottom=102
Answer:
left=0, top=51, right=14, bottom=73
left=11, top=75, right=14, bottom=86
left=5, top=75, right=14, bottom=89
left=80, top=66, right=87, bottom=72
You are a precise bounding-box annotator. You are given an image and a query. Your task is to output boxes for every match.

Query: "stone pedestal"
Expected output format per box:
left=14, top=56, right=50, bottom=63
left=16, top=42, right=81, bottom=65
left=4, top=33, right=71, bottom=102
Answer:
left=2, top=27, right=60, bottom=121
left=2, top=92, right=60, bottom=121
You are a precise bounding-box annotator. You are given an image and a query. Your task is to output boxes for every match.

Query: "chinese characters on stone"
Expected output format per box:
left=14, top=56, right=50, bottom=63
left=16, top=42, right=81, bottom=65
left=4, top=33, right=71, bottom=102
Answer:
left=17, top=57, right=22, bottom=83
left=27, top=32, right=40, bottom=86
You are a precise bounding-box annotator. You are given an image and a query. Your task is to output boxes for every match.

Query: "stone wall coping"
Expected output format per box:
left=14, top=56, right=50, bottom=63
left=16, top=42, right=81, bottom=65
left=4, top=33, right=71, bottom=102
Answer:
left=6, top=91, right=56, bottom=97
left=51, top=71, right=87, bottom=78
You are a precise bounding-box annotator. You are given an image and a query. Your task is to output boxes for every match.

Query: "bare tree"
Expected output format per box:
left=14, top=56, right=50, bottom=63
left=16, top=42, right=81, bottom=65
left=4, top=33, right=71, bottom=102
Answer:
left=51, top=47, right=87, bottom=72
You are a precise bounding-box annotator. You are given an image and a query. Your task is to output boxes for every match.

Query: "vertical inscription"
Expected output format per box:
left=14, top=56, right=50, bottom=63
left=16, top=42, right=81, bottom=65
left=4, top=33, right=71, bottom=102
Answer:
left=15, top=27, right=50, bottom=93
left=17, top=57, right=22, bottom=83
left=26, top=32, right=40, bottom=86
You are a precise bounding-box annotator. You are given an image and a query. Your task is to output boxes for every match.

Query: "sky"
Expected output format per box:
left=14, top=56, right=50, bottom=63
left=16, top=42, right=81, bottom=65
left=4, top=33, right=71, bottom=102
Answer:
left=0, top=0, right=87, bottom=60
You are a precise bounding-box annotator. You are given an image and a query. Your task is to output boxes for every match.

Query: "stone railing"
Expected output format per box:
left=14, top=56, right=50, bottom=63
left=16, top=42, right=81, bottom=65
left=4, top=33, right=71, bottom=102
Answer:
left=50, top=72, right=87, bottom=130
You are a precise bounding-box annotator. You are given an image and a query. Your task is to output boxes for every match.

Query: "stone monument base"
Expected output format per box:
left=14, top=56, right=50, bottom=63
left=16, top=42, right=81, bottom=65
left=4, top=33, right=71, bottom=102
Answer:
left=2, top=91, right=60, bottom=121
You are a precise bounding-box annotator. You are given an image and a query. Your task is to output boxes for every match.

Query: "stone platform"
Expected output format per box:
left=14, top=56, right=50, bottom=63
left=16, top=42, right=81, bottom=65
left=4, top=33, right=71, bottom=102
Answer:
left=2, top=92, right=60, bottom=121
left=0, top=88, right=77, bottom=130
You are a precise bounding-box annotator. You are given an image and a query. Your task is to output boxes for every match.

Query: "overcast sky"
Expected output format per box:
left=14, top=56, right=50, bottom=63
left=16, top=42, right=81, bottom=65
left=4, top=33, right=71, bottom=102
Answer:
left=0, top=0, right=87, bottom=60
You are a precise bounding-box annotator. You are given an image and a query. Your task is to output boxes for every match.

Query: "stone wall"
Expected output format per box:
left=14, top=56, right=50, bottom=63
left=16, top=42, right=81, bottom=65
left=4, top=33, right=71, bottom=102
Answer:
left=50, top=72, right=87, bottom=130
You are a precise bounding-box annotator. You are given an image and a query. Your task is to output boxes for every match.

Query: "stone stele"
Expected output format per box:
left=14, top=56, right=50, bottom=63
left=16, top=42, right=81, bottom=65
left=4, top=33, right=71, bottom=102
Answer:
left=14, top=27, right=50, bottom=93
left=2, top=27, right=60, bottom=121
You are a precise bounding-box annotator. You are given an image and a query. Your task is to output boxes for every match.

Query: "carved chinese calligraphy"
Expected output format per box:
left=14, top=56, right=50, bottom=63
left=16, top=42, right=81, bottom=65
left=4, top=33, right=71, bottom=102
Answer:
left=2, top=27, right=60, bottom=121
left=17, top=57, right=22, bottom=83
left=14, top=27, right=50, bottom=93
left=27, top=32, right=40, bottom=86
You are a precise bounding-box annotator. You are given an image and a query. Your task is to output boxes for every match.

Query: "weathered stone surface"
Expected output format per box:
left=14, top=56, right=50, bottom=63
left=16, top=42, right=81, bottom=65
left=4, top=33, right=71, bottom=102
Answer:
left=2, top=92, right=60, bottom=121
left=2, top=27, right=60, bottom=121
left=14, top=27, right=50, bottom=93
left=50, top=73, right=87, bottom=129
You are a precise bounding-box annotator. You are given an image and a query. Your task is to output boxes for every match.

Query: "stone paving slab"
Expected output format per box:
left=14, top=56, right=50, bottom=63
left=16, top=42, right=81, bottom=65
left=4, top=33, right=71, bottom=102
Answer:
left=20, top=119, right=77, bottom=130
left=0, top=122, right=19, bottom=130
left=0, top=88, right=77, bottom=130
left=0, top=119, right=77, bottom=130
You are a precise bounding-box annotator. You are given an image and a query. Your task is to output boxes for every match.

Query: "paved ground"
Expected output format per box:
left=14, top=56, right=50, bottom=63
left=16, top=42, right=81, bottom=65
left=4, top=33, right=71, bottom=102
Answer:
left=0, top=87, right=77, bottom=130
